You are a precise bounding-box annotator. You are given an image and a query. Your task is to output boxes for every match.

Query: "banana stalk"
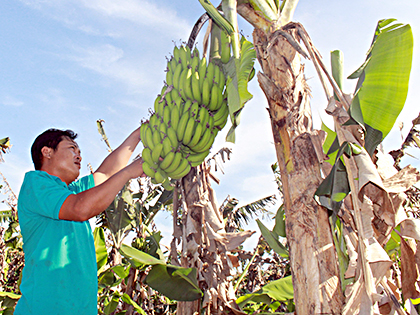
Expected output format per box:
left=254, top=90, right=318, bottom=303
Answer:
left=247, top=0, right=278, bottom=21
left=209, top=19, right=222, bottom=61
left=221, top=0, right=240, bottom=59
left=198, top=0, right=235, bottom=36
left=279, top=0, right=299, bottom=26
left=237, top=0, right=272, bottom=33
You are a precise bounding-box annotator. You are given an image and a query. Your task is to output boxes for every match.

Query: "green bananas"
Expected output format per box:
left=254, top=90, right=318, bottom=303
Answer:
left=140, top=45, right=230, bottom=188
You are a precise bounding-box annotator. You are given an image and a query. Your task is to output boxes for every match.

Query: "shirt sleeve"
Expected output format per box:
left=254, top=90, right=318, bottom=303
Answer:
left=20, top=172, right=74, bottom=220
left=68, top=174, right=95, bottom=194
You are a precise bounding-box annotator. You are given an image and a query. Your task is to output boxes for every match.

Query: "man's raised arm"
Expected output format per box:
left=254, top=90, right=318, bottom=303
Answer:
left=59, top=156, right=144, bottom=221
left=93, top=127, right=141, bottom=186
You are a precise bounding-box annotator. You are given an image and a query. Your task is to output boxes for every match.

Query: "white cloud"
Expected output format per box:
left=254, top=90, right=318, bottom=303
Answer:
left=79, top=0, right=189, bottom=31
left=1, top=95, right=24, bottom=107
left=37, top=88, right=69, bottom=108
left=19, top=0, right=191, bottom=38
left=68, top=44, right=147, bottom=92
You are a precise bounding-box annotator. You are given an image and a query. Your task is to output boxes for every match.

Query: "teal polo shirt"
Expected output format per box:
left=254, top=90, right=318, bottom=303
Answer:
left=15, top=170, right=97, bottom=315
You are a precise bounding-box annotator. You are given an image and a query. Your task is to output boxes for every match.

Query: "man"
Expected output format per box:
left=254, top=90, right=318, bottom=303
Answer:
left=15, top=127, right=144, bottom=315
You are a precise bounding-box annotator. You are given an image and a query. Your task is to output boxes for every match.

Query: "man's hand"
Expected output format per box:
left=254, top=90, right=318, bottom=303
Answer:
left=126, top=156, right=146, bottom=179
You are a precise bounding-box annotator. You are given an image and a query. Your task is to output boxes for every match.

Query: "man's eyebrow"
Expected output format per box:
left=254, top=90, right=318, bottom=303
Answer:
left=69, top=142, right=81, bottom=152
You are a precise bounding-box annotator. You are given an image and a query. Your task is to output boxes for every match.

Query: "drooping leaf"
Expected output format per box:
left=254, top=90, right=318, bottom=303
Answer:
left=256, top=219, right=289, bottom=258
left=119, top=244, right=165, bottom=268
left=273, top=204, right=286, bottom=238
left=111, top=264, right=130, bottom=280
left=225, top=36, right=256, bottom=142
left=120, top=244, right=201, bottom=301
left=236, top=276, right=294, bottom=307
left=98, top=268, right=118, bottom=287
left=321, top=121, right=338, bottom=166
left=103, top=293, right=120, bottom=315
left=0, top=137, right=11, bottom=152
left=145, top=231, right=165, bottom=261
left=145, top=264, right=202, bottom=301
left=349, top=19, right=413, bottom=144
left=94, top=227, right=108, bottom=272
left=0, top=291, right=21, bottom=300
left=106, top=185, right=136, bottom=248
left=228, top=194, right=276, bottom=229
left=314, top=142, right=352, bottom=213
left=198, top=0, right=235, bottom=35
left=121, top=293, right=147, bottom=315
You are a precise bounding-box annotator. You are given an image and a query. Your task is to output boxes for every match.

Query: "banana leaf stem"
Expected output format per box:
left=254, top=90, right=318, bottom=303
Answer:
left=279, top=0, right=299, bottom=26
left=233, top=245, right=259, bottom=292
left=247, top=0, right=278, bottom=21
left=222, top=0, right=240, bottom=59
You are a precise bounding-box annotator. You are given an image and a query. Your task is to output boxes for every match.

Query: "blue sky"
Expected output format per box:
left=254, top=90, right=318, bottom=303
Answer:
left=1, top=0, right=419, bottom=247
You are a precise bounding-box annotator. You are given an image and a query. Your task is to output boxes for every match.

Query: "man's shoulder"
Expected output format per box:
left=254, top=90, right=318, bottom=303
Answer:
left=23, top=170, right=66, bottom=187
left=68, top=174, right=95, bottom=193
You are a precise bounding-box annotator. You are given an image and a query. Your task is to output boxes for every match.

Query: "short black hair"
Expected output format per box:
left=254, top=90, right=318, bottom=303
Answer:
left=31, top=129, right=78, bottom=170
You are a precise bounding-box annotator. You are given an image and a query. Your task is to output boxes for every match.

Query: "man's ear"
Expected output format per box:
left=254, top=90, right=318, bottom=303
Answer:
left=41, top=146, right=53, bottom=160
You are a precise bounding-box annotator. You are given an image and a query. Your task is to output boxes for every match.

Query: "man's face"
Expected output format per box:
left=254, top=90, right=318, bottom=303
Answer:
left=46, top=137, right=82, bottom=184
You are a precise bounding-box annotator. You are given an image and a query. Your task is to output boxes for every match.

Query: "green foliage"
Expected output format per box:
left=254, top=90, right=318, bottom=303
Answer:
left=94, top=227, right=108, bottom=273
left=225, top=36, right=257, bottom=142
left=120, top=244, right=202, bottom=301
left=348, top=19, right=413, bottom=156
left=256, top=218, right=289, bottom=259
left=236, top=276, right=294, bottom=311
left=223, top=194, right=276, bottom=231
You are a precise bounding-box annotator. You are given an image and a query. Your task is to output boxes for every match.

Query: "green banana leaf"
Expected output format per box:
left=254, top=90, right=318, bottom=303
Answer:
left=349, top=19, right=413, bottom=146
left=145, top=264, right=202, bottom=301
left=272, top=204, right=286, bottom=238
left=236, top=275, right=294, bottom=307
left=105, top=186, right=136, bottom=248
left=256, top=219, right=289, bottom=258
left=198, top=0, right=256, bottom=143
left=120, top=243, right=165, bottom=267
left=314, top=142, right=354, bottom=214
left=119, top=244, right=202, bottom=301
left=225, top=36, right=256, bottom=142
left=121, top=293, right=147, bottom=315
left=0, top=291, right=21, bottom=300
left=321, top=121, right=338, bottom=166
left=94, top=227, right=108, bottom=273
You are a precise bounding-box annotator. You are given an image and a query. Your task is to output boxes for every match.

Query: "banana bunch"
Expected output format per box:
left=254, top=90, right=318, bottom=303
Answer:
left=139, top=45, right=229, bottom=190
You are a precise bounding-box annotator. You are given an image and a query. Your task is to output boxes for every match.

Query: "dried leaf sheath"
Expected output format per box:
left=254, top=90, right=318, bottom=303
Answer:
left=253, top=23, right=344, bottom=314
left=176, top=163, right=254, bottom=315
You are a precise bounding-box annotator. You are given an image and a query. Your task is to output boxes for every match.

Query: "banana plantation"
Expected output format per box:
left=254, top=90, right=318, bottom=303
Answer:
left=1, top=0, right=420, bottom=314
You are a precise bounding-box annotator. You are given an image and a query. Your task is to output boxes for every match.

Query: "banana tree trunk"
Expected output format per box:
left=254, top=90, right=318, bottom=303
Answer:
left=176, top=164, right=254, bottom=314
left=253, top=23, right=344, bottom=314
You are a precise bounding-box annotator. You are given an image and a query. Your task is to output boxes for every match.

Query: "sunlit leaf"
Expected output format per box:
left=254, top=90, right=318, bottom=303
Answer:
left=121, top=293, right=147, bottom=315
left=145, top=264, right=202, bottom=301
left=321, top=121, right=338, bottom=166
left=94, top=227, right=108, bottom=272
left=256, top=219, right=289, bottom=258
left=225, top=36, right=256, bottom=142
left=236, top=276, right=294, bottom=307
left=273, top=205, right=286, bottom=238
left=349, top=19, right=413, bottom=145
left=119, top=244, right=164, bottom=268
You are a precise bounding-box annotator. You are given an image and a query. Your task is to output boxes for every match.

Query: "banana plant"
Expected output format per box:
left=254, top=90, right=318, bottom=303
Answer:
left=347, top=19, right=413, bottom=157
left=315, top=19, right=413, bottom=212
left=312, top=18, right=415, bottom=314
left=236, top=275, right=294, bottom=313
left=198, top=0, right=256, bottom=142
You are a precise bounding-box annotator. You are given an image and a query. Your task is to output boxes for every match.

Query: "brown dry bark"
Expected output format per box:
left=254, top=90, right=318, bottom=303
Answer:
left=253, top=23, right=344, bottom=314
left=176, top=164, right=253, bottom=315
